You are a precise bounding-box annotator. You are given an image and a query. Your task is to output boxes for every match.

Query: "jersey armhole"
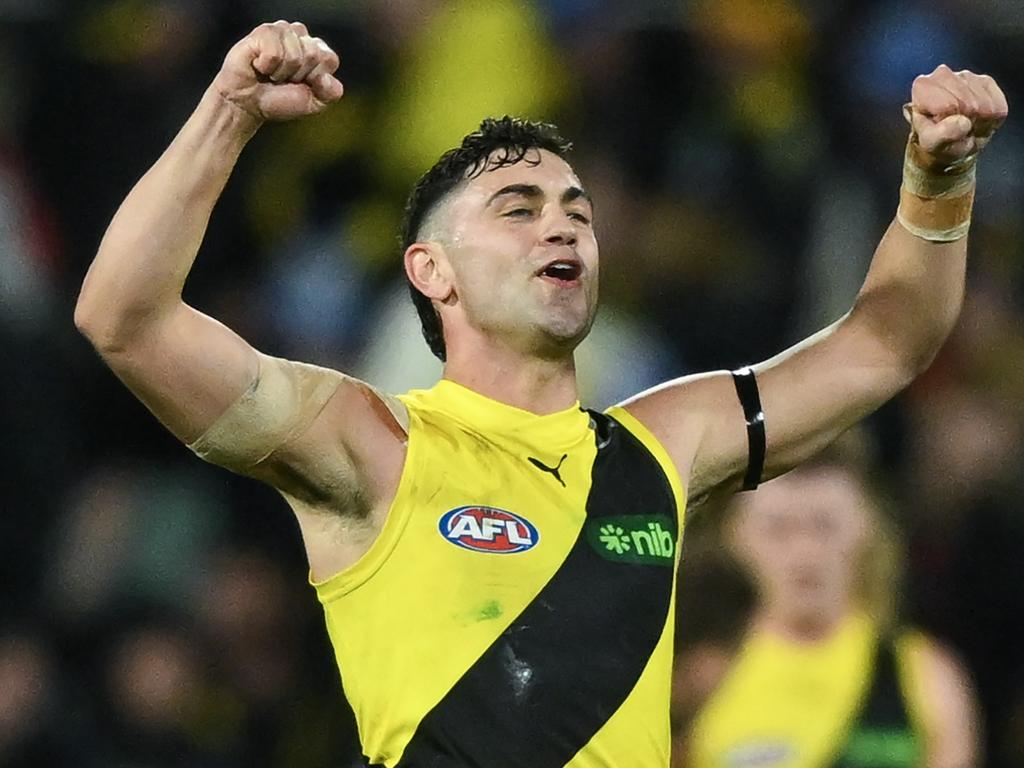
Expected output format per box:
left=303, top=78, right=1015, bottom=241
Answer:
left=309, top=397, right=420, bottom=603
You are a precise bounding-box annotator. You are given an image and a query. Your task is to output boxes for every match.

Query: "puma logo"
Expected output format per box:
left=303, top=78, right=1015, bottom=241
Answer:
left=528, top=454, right=568, bottom=487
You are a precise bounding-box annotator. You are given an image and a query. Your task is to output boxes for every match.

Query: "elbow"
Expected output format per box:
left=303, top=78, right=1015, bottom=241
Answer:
left=74, top=252, right=177, bottom=354
left=902, top=339, right=945, bottom=380
left=881, top=324, right=953, bottom=388
left=74, top=289, right=120, bottom=352
left=897, top=299, right=963, bottom=380
left=75, top=308, right=123, bottom=356
left=76, top=283, right=177, bottom=359
left=74, top=292, right=105, bottom=346
left=849, top=287, right=961, bottom=385
left=74, top=290, right=147, bottom=356
left=73, top=294, right=96, bottom=338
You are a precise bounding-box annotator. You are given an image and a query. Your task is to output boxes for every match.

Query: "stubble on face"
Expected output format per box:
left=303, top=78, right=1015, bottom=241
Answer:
left=425, top=150, right=599, bottom=358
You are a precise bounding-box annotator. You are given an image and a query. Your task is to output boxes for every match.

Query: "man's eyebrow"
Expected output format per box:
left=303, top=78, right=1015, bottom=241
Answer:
left=486, top=184, right=544, bottom=207
left=486, top=183, right=594, bottom=209
left=562, top=186, right=593, bottom=207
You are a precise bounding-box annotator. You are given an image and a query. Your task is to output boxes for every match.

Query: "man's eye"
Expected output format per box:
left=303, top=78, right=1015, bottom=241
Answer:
left=504, top=208, right=533, bottom=218
left=569, top=212, right=591, bottom=225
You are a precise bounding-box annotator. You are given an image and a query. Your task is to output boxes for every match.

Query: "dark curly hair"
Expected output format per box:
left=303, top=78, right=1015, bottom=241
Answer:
left=401, top=116, right=573, bottom=361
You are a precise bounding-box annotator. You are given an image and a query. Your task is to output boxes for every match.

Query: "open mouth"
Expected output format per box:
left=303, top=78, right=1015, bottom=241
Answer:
left=536, top=259, right=583, bottom=285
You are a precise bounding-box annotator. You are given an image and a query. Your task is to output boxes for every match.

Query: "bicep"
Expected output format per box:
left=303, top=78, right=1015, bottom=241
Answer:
left=751, top=313, right=909, bottom=478
left=621, top=313, right=911, bottom=499
left=95, top=303, right=349, bottom=487
left=92, top=303, right=407, bottom=517
left=616, top=370, right=748, bottom=501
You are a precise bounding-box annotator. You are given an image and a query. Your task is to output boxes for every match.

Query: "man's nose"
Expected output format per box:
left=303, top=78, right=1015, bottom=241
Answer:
left=543, top=220, right=577, bottom=247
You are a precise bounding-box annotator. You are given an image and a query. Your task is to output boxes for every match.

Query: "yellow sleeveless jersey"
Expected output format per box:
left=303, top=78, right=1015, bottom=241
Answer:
left=312, top=379, right=687, bottom=767
left=688, top=613, right=930, bottom=768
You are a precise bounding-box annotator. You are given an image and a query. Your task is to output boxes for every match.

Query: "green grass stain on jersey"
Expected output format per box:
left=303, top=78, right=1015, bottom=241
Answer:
left=477, top=600, right=503, bottom=621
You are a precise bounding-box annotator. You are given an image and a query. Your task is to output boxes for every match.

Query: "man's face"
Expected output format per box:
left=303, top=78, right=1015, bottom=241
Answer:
left=434, top=149, right=599, bottom=358
left=730, top=469, right=870, bottom=629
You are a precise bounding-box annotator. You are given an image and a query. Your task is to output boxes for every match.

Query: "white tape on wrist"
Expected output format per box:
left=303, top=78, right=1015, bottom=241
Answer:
left=895, top=209, right=972, bottom=243
left=902, top=151, right=977, bottom=199
left=897, top=140, right=977, bottom=242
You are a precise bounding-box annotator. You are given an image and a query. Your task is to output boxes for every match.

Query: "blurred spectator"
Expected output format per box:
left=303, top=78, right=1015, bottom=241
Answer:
left=46, top=462, right=228, bottom=627
left=675, top=454, right=980, bottom=768
left=0, top=631, right=78, bottom=766
left=99, top=620, right=216, bottom=765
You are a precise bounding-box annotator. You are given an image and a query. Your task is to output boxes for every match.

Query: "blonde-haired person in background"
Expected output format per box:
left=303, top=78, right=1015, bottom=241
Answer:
left=673, top=457, right=979, bottom=768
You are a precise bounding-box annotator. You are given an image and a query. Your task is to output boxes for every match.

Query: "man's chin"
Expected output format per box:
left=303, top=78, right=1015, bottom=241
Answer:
left=781, top=598, right=842, bottom=632
left=535, top=318, right=593, bottom=356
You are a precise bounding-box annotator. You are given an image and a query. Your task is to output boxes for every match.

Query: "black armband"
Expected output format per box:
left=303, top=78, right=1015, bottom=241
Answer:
left=730, top=366, right=765, bottom=491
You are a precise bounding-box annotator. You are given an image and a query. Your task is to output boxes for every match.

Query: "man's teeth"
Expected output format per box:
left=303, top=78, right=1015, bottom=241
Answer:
left=544, top=263, right=578, bottom=278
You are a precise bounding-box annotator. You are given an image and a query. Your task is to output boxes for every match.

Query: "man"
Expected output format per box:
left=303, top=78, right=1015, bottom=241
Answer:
left=674, top=459, right=978, bottom=768
left=75, top=19, right=1006, bottom=768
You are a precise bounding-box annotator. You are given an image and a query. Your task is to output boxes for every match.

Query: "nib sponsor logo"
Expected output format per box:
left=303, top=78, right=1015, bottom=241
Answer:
left=586, top=515, right=676, bottom=566
left=439, top=506, right=539, bottom=554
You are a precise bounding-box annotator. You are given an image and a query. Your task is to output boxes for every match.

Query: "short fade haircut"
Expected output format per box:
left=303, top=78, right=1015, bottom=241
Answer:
left=401, top=116, right=573, bottom=361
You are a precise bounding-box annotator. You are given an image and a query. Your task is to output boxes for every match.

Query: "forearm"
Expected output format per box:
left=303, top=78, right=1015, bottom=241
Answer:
left=843, top=108, right=981, bottom=380
left=75, top=88, right=261, bottom=349
left=846, top=217, right=967, bottom=379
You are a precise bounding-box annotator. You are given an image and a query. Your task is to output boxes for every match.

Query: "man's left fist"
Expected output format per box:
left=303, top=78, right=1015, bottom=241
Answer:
left=907, top=65, right=1008, bottom=170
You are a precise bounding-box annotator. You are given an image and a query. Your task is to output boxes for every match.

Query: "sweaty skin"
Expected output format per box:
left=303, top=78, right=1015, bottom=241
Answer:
left=405, top=149, right=599, bottom=413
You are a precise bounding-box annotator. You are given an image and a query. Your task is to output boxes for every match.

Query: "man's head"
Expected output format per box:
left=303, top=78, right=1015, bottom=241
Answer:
left=402, top=116, right=599, bottom=362
left=725, top=461, right=901, bottom=634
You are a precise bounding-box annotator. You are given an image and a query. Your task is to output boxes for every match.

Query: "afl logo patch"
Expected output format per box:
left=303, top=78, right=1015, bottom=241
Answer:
left=439, top=506, right=539, bottom=554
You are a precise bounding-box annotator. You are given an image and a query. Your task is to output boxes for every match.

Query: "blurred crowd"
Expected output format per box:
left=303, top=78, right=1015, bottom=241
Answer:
left=2, top=0, right=1024, bottom=766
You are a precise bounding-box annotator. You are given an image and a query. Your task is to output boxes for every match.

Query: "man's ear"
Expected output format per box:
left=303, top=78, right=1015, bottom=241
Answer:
left=405, top=241, right=455, bottom=302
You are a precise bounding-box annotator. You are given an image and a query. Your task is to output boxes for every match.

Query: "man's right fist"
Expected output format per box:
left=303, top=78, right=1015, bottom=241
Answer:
left=213, top=21, right=343, bottom=123
left=906, top=64, right=1008, bottom=171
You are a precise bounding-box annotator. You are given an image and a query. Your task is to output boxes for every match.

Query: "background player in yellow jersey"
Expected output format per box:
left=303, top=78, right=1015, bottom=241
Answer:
left=674, top=458, right=979, bottom=768
left=74, top=19, right=1005, bottom=768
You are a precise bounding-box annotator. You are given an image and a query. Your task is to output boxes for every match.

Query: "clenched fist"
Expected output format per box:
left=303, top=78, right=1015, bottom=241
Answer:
left=213, top=20, right=344, bottom=123
left=906, top=65, right=1008, bottom=171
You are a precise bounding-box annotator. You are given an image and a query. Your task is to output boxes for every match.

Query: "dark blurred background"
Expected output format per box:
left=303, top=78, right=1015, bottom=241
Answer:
left=2, top=0, right=1024, bottom=766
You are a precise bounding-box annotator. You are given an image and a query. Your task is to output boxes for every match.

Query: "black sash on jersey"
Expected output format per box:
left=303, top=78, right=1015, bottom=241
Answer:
left=376, top=411, right=678, bottom=768
left=830, top=637, right=922, bottom=768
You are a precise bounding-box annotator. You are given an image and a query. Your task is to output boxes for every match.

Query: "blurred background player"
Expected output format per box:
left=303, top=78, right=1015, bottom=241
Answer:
left=673, top=454, right=980, bottom=768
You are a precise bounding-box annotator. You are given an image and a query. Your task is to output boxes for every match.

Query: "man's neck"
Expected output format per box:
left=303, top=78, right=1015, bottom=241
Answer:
left=757, top=602, right=851, bottom=645
left=443, top=340, right=579, bottom=415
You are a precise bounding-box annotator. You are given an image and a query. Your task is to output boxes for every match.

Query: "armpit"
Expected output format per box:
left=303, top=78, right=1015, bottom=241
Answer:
left=187, top=352, right=344, bottom=473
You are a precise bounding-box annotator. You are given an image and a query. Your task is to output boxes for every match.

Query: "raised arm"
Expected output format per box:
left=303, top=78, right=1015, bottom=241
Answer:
left=75, top=21, right=343, bottom=441
left=72, top=24, right=391, bottom=507
left=620, top=66, right=1008, bottom=500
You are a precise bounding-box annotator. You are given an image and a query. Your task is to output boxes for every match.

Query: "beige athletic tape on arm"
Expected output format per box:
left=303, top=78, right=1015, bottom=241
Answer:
left=187, top=352, right=344, bottom=472
left=896, top=112, right=977, bottom=243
